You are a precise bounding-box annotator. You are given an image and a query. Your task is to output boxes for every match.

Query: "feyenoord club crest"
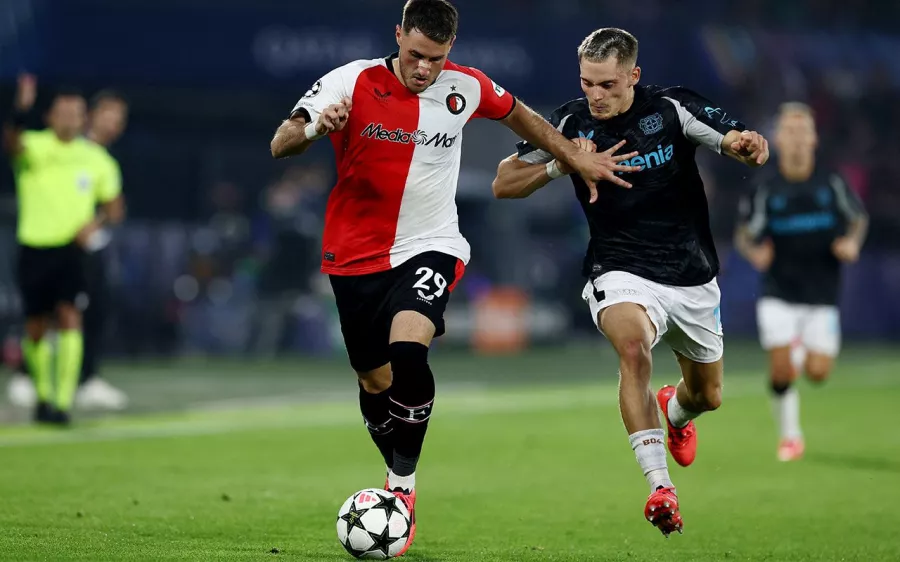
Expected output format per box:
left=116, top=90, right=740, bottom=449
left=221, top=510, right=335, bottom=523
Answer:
left=446, top=92, right=466, bottom=115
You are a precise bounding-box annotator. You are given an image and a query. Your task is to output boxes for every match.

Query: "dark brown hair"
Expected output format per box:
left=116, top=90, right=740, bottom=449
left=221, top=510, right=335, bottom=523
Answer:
left=401, top=0, right=459, bottom=44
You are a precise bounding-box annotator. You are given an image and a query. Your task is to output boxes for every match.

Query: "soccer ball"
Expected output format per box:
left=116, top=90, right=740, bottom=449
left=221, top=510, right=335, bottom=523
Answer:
left=336, top=488, right=411, bottom=559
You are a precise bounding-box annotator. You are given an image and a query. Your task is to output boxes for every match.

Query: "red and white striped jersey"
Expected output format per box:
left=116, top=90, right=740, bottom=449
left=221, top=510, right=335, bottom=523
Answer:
left=292, top=54, right=516, bottom=276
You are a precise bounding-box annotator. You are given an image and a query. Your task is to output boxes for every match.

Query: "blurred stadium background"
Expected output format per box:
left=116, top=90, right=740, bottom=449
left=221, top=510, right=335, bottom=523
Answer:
left=0, top=2, right=899, bottom=560
left=2, top=0, right=900, bottom=370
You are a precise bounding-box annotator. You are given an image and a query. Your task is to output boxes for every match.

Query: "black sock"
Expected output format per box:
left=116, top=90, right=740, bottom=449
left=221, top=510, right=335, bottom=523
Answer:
left=388, top=341, right=434, bottom=478
left=358, top=383, right=395, bottom=469
left=771, top=381, right=791, bottom=395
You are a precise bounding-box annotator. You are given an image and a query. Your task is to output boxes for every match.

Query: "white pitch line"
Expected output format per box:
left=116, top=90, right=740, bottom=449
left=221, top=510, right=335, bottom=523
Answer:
left=0, top=374, right=896, bottom=449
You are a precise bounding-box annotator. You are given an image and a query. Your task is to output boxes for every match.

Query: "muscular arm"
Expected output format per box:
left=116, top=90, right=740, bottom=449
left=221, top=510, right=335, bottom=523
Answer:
left=501, top=102, right=583, bottom=170
left=271, top=113, right=317, bottom=159
left=492, top=154, right=555, bottom=199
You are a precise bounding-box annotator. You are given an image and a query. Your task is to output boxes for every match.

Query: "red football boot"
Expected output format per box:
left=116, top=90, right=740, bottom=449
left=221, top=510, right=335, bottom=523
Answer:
left=657, top=385, right=698, bottom=467
left=644, top=486, right=683, bottom=537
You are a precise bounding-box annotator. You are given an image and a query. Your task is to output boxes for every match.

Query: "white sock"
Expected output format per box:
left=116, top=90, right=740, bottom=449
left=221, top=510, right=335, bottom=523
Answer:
left=387, top=470, right=415, bottom=492
left=666, top=394, right=700, bottom=429
left=772, top=387, right=802, bottom=440
left=629, top=429, right=674, bottom=492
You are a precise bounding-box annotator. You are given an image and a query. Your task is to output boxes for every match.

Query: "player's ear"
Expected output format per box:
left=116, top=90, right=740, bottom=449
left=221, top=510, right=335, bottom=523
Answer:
left=631, top=66, right=642, bottom=86
left=395, top=25, right=402, bottom=46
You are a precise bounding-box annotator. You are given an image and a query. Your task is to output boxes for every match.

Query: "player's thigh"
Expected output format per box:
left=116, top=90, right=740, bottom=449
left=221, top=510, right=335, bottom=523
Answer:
left=329, top=274, right=391, bottom=373
left=756, top=297, right=800, bottom=351
left=662, top=278, right=722, bottom=364
left=581, top=271, right=666, bottom=350
left=16, top=246, right=57, bottom=318
left=387, top=252, right=466, bottom=345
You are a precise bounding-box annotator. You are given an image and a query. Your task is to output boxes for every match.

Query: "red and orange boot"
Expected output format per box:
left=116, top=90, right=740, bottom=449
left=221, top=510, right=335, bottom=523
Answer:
left=385, top=479, right=417, bottom=556
left=645, top=486, right=683, bottom=537
left=657, top=385, right=698, bottom=467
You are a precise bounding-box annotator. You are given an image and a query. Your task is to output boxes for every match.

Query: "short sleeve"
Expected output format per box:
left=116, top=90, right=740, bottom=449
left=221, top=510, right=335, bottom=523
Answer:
left=95, top=152, right=122, bottom=203
left=828, top=173, right=867, bottom=221
left=290, top=64, right=353, bottom=124
left=515, top=105, right=572, bottom=165
left=466, top=67, right=516, bottom=121
left=662, top=88, right=747, bottom=154
left=739, top=184, right=769, bottom=238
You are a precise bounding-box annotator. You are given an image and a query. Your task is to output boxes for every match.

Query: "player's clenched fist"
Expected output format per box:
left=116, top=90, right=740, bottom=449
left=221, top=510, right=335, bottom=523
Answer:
left=314, top=97, right=353, bottom=136
left=731, top=130, right=769, bottom=166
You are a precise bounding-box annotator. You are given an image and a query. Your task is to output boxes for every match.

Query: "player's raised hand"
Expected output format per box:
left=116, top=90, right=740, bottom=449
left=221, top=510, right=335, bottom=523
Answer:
left=15, top=73, right=37, bottom=111
left=731, top=130, right=769, bottom=166
left=831, top=236, right=860, bottom=263
left=748, top=239, right=774, bottom=271
left=315, top=97, right=353, bottom=136
left=571, top=140, right=642, bottom=202
left=558, top=137, right=597, bottom=175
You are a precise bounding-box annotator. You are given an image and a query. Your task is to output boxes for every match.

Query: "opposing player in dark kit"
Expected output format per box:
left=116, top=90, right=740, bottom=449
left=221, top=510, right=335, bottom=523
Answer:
left=492, top=28, right=769, bottom=536
left=735, top=102, right=867, bottom=462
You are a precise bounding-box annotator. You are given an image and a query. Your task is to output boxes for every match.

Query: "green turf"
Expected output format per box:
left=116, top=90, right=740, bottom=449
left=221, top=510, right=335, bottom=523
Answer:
left=0, top=343, right=898, bottom=561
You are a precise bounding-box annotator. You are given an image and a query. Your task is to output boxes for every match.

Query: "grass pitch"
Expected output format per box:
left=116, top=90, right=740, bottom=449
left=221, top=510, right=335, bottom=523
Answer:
left=0, top=342, right=898, bottom=561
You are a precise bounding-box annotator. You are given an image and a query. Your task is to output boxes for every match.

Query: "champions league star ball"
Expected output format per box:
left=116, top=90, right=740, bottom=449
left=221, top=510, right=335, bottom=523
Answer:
left=336, top=488, right=411, bottom=559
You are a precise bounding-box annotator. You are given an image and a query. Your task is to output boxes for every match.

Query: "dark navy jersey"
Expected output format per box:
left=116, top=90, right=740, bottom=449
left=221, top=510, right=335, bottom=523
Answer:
left=516, top=85, right=746, bottom=287
left=738, top=169, right=866, bottom=305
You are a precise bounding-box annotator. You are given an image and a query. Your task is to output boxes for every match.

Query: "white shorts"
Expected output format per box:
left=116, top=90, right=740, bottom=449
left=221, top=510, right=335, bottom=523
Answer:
left=756, top=297, right=841, bottom=357
left=582, top=271, right=724, bottom=363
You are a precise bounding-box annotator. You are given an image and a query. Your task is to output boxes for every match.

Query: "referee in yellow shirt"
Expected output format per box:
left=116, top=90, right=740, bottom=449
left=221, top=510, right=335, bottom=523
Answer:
left=2, top=75, right=124, bottom=424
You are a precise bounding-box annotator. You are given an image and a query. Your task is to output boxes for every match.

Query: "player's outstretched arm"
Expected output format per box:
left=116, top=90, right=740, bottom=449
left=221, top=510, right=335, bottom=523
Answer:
left=492, top=154, right=554, bottom=199
left=2, top=74, right=37, bottom=157
left=270, top=97, right=352, bottom=159
left=501, top=102, right=640, bottom=201
left=493, top=137, right=599, bottom=199
left=722, top=130, right=769, bottom=167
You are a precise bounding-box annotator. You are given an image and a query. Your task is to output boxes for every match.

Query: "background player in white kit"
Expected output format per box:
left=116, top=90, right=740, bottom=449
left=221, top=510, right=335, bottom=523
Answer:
left=269, top=1, right=638, bottom=555
left=735, top=103, right=868, bottom=462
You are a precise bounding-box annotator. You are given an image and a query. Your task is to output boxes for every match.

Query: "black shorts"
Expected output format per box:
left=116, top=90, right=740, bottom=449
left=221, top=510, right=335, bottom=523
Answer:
left=329, top=251, right=465, bottom=372
left=17, top=244, right=87, bottom=317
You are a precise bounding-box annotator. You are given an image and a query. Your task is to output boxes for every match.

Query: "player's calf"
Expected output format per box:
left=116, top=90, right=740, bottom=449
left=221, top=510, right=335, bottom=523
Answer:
left=358, top=369, right=395, bottom=470
left=387, top=341, right=434, bottom=490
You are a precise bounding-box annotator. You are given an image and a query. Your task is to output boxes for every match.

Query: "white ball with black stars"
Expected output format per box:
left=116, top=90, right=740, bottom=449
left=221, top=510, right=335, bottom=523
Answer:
left=336, top=488, right=410, bottom=559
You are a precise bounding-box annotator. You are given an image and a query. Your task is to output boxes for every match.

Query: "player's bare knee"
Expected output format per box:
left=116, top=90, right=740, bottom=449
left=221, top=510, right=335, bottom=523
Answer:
left=56, top=304, right=82, bottom=331
left=358, top=364, right=392, bottom=393
left=805, top=357, right=832, bottom=384
left=388, top=341, right=434, bottom=423
left=615, top=338, right=653, bottom=377
left=24, top=318, right=48, bottom=341
left=390, top=311, right=436, bottom=346
left=695, top=383, right=722, bottom=411
left=768, top=348, right=795, bottom=385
